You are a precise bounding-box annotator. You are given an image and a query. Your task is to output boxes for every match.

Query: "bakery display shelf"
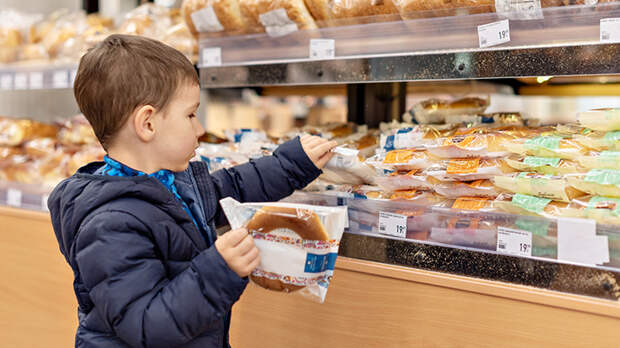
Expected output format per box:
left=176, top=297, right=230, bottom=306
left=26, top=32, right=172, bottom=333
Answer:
left=0, top=182, right=51, bottom=212
left=0, top=63, right=78, bottom=91
left=284, top=191, right=620, bottom=300
left=199, top=3, right=620, bottom=87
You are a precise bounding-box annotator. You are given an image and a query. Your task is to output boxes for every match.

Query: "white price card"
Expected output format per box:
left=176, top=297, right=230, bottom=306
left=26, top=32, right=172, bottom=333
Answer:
left=52, top=70, right=69, bottom=88
left=201, top=47, right=222, bottom=67
left=29, top=72, right=44, bottom=89
left=14, top=72, right=28, bottom=90
left=496, top=226, right=532, bottom=257
left=478, top=19, right=510, bottom=48
left=558, top=217, right=609, bottom=265
left=7, top=189, right=22, bottom=208
left=309, top=39, right=335, bottom=60
left=0, top=74, right=13, bottom=89
left=41, top=194, right=49, bottom=211
left=378, top=212, right=407, bottom=238
left=600, top=18, right=620, bottom=43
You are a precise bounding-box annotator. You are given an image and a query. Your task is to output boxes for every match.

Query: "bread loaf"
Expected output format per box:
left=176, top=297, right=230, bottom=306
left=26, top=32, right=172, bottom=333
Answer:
left=239, top=0, right=318, bottom=33
left=182, top=0, right=247, bottom=37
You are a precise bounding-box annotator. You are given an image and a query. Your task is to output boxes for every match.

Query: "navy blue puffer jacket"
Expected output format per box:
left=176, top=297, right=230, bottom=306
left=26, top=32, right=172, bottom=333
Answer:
left=48, top=138, right=321, bottom=348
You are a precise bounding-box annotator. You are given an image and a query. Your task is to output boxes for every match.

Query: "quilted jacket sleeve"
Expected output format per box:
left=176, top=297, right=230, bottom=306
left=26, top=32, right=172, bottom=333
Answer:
left=207, top=136, right=322, bottom=226
left=74, top=210, right=246, bottom=348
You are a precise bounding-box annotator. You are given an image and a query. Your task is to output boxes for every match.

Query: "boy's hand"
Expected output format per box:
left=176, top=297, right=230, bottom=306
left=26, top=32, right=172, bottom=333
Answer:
left=300, top=135, right=338, bottom=169
left=215, top=228, right=260, bottom=278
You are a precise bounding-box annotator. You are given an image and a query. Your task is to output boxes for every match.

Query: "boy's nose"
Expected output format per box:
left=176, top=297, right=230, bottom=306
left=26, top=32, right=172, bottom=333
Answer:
left=195, top=119, right=206, bottom=138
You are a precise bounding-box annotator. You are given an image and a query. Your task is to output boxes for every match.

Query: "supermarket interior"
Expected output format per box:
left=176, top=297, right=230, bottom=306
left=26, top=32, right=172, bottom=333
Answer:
left=2, top=0, right=620, bottom=347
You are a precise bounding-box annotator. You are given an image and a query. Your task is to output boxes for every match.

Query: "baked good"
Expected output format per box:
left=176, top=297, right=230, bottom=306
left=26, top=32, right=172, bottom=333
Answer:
left=239, top=0, right=318, bottom=34
left=0, top=118, right=59, bottom=146
left=246, top=206, right=329, bottom=292
left=303, top=0, right=334, bottom=26
left=398, top=0, right=494, bottom=20
left=182, top=0, right=247, bottom=37
left=331, top=0, right=401, bottom=21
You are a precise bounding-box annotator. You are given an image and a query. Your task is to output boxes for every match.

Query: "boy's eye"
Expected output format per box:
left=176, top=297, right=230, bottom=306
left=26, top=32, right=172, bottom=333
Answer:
left=188, top=113, right=196, bottom=118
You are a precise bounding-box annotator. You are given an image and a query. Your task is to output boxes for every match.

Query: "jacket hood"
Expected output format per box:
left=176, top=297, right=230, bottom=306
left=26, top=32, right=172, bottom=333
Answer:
left=48, top=161, right=182, bottom=264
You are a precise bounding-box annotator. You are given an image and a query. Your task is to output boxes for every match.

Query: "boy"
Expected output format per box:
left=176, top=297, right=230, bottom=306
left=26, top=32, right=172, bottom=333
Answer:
left=48, top=34, right=337, bottom=348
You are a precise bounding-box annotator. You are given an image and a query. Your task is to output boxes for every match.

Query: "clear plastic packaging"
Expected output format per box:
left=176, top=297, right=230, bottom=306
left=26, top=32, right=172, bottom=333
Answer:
left=119, top=3, right=173, bottom=40
left=378, top=125, right=452, bottom=152
left=505, top=135, right=589, bottom=160
left=410, top=97, right=490, bottom=124
left=493, top=172, right=584, bottom=202
left=562, top=195, right=620, bottom=226
left=432, top=179, right=500, bottom=198
left=57, top=115, right=98, bottom=146
left=426, top=133, right=511, bottom=159
left=567, top=169, right=620, bottom=198
left=322, top=146, right=377, bottom=185
left=576, top=151, right=620, bottom=171
left=492, top=193, right=568, bottom=218
left=505, top=155, right=584, bottom=175
left=239, top=0, right=318, bottom=35
left=162, top=22, right=198, bottom=62
left=577, top=108, right=620, bottom=131
left=219, top=197, right=348, bottom=303
left=375, top=170, right=432, bottom=191
left=330, top=0, right=401, bottom=25
left=430, top=217, right=497, bottom=250
left=182, top=0, right=248, bottom=37
left=574, top=130, right=620, bottom=151
left=370, top=149, right=436, bottom=171
left=449, top=196, right=493, bottom=210
left=425, top=157, right=515, bottom=181
left=0, top=117, right=58, bottom=147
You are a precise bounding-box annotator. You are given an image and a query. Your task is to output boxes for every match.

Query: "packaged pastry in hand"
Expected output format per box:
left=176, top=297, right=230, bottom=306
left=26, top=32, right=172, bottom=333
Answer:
left=578, top=108, right=620, bottom=132
left=182, top=0, right=247, bottom=37
left=425, top=157, right=515, bottom=182
left=322, top=146, right=377, bottom=185
left=562, top=195, right=620, bottom=226
left=567, top=169, right=620, bottom=198
left=239, top=0, right=318, bottom=35
left=220, top=197, right=347, bottom=303
left=493, top=193, right=568, bottom=218
left=505, top=155, right=584, bottom=175
left=576, top=151, right=620, bottom=171
left=505, top=135, right=589, bottom=160
left=493, top=172, right=584, bottom=202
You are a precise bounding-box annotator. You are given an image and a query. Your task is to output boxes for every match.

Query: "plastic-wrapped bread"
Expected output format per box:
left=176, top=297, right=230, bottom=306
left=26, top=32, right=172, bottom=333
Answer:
left=375, top=170, right=433, bottom=191
left=239, top=0, right=318, bottom=34
left=426, top=133, right=512, bottom=159
left=493, top=193, right=568, bottom=218
left=322, top=146, right=377, bottom=185
left=493, top=172, right=585, bottom=202
left=425, top=157, right=516, bottom=181
left=410, top=97, right=490, bottom=124
left=330, top=0, right=401, bottom=23
left=182, top=0, right=247, bottom=36
left=370, top=149, right=436, bottom=171
left=577, top=151, right=620, bottom=171
left=432, top=179, right=501, bottom=198
left=505, top=156, right=584, bottom=175
left=303, top=0, right=334, bottom=26
left=0, top=118, right=58, bottom=146
left=397, top=1, right=495, bottom=21
left=505, top=135, right=589, bottom=160
left=578, top=108, right=620, bottom=131
left=567, top=169, right=620, bottom=198
left=574, top=130, right=620, bottom=151
left=562, top=195, right=620, bottom=226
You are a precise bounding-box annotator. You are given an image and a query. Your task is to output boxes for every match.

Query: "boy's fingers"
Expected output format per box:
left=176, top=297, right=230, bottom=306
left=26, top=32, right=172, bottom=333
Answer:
left=235, top=234, right=256, bottom=255
left=242, top=245, right=260, bottom=262
left=314, top=140, right=338, bottom=156
left=246, top=254, right=261, bottom=273
left=223, top=228, right=248, bottom=247
left=316, top=151, right=335, bottom=169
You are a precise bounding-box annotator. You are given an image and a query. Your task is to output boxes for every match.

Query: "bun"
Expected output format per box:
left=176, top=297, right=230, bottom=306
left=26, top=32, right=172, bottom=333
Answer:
left=246, top=206, right=329, bottom=292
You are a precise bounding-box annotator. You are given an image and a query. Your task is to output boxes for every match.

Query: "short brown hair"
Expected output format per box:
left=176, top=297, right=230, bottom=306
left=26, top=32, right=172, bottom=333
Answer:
left=74, top=34, right=199, bottom=150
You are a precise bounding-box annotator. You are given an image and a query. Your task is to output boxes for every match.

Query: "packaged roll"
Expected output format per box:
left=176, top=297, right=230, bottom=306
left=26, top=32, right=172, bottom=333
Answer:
left=577, top=151, right=620, bottom=171
left=426, top=157, right=515, bottom=181
left=505, top=156, right=584, bottom=175
left=450, top=196, right=493, bottom=211
left=410, top=97, right=490, bottom=124
left=567, top=169, right=620, bottom=198
left=375, top=169, right=432, bottom=191
left=182, top=0, right=247, bottom=36
left=239, top=0, right=318, bottom=35
left=343, top=133, right=378, bottom=158
left=574, top=130, right=620, bottom=151
left=23, top=138, right=58, bottom=157
left=426, top=133, right=511, bottom=159
left=493, top=172, right=584, bottom=202
left=330, top=0, right=401, bottom=22
left=493, top=193, right=568, bottom=218
left=0, top=146, right=21, bottom=161
left=433, top=179, right=500, bottom=198
left=0, top=118, right=58, bottom=146
left=397, top=0, right=495, bottom=20
left=58, top=115, right=98, bottom=146
left=373, top=149, right=436, bottom=171
left=578, top=108, right=620, bottom=131
left=220, top=197, right=348, bottom=303
left=322, top=146, right=377, bottom=185
left=66, top=145, right=105, bottom=175
left=506, top=135, right=588, bottom=160
left=389, top=190, right=447, bottom=205
left=430, top=217, right=497, bottom=250
left=379, top=125, right=449, bottom=152
left=562, top=195, right=620, bottom=226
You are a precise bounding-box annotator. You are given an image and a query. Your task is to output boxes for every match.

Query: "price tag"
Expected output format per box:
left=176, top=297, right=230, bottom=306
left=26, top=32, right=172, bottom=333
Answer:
left=600, top=18, right=620, bottom=43
left=29, top=72, right=44, bottom=89
left=52, top=70, right=69, bottom=88
left=378, top=212, right=407, bottom=238
left=310, top=39, right=335, bottom=60
left=0, top=73, right=13, bottom=89
left=496, top=226, right=532, bottom=257
left=70, top=69, right=77, bottom=85
left=7, top=189, right=22, bottom=208
left=558, top=217, right=609, bottom=265
left=201, top=47, right=222, bottom=67
left=14, top=72, right=28, bottom=90
left=41, top=194, right=49, bottom=212
left=478, top=19, right=510, bottom=48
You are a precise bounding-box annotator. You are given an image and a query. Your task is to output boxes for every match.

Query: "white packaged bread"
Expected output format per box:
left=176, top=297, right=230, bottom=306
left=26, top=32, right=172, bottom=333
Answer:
left=505, top=135, right=589, bottom=160
left=493, top=172, right=584, bottom=202
left=322, top=146, right=377, bottom=185
left=576, top=151, right=620, bottom=171
left=577, top=108, right=620, bottom=132
left=239, top=0, right=318, bottom=34
left=505, top=155, right=584, bottom=175
left=566, top=169, right=620, bottom=198
left=562, top=195, right=620, bottom=226
left=425, top=157, right=515, bottom=181
left=182, top=0, right=247, bottom=36
left=220, top=197, right=347, bottom=303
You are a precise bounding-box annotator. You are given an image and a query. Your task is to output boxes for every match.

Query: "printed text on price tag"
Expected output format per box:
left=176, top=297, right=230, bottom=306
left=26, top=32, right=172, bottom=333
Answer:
left=478, top=19, right=510, bottom=48
left=497, top=226, right=532, bottom=257
left=0, top=74, right=13, bottom=89
left=201, top=47, right=222, bottom=67
left=310, top=39, right=335, bottom=60
left=29, top=72, right=44, bottom=89
left=601, top=18, right=620, bottom=43
left=379, top=212, right=407, bottom=238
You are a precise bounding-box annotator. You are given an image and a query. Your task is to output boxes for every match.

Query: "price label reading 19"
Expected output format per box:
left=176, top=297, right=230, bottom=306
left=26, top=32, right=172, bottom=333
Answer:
left=478, top=19, right=511, bottom=48
left=498, top=29, right=509, bottom=40
left=378, top=212, right=407, bottom=239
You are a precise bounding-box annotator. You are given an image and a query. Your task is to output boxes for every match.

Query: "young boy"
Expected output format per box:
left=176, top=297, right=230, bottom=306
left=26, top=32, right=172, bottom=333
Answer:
left=48, top=34, right=337, bottom=348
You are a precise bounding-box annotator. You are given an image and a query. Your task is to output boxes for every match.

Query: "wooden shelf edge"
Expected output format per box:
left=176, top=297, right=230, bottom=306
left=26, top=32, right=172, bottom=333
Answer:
left=335, top=256, right=620, bottom=319
left=0, top=206, right=50, bottom=222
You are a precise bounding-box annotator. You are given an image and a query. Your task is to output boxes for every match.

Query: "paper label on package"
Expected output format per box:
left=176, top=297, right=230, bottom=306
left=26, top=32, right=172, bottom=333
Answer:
left=29, top=72, right=44, bottom=89
left=260, top=9, right=298, bottom=37
left=52, top=70, right=69, bottom=88
left=601, top=18, right=620, bottom=43
left=495, top=0, right=543, bottom=20
left=0, top=73, right=13, bottom=89
left=497, top=226, right=532, bottom=257
left=7, top=189, right=22, bottom=207
left=14, top=72, right=28, bottom=90
left=201, top=47, right=222, bottom=67
left=523, top=156, right=561, bottom=167
left=378, top=212, right=407, bottom=238
left=478, top=20, right=510, bottom=48
left=310, top=39, right=335, bottom=60
left=191, top=6, right=225, bottom=33
left=585, top=169, right=620, bottom=186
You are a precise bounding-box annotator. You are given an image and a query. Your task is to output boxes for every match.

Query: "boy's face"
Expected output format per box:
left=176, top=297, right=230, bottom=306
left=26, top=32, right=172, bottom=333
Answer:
left=152, top=81, right=204, bottom=172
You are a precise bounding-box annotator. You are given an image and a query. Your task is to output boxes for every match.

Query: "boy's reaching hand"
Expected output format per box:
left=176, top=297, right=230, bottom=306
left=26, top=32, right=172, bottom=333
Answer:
left=215, top=228, right=260, bottom=278
left=300, top=135, right=338, bottom=170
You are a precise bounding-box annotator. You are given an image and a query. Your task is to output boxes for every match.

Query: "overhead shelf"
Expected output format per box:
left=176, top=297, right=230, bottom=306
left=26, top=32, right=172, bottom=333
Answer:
left=0, top=63, right=77, bottom=91
left=198, top=4, right=620, bottom=87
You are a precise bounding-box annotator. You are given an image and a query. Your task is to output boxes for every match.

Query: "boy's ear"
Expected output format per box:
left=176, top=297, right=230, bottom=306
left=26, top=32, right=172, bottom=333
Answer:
left=133, top=105, right=157, bottom=142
